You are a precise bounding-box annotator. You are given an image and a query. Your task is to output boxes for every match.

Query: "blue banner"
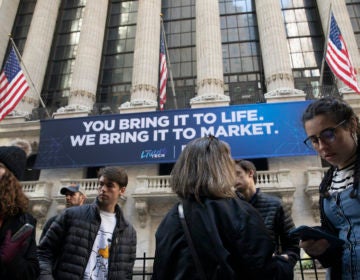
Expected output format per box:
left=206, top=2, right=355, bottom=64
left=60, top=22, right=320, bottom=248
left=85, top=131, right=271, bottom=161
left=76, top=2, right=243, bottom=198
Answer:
left=35, top=101, right=316, bottom=169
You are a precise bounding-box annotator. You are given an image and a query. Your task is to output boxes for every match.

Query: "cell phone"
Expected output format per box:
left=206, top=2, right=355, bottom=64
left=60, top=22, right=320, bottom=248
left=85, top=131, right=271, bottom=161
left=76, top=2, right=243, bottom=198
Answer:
left=289, top=225, right=345, bottom=247
left=11, top=223, right=34, bottom=242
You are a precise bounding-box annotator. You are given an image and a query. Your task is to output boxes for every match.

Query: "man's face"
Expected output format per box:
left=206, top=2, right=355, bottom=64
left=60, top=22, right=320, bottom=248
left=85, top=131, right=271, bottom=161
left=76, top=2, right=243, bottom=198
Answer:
left=64, top=191, right=85, bottom=208
left=97, top=175, right=126, bottom=212
left=234, top=165, right=253, bottom=192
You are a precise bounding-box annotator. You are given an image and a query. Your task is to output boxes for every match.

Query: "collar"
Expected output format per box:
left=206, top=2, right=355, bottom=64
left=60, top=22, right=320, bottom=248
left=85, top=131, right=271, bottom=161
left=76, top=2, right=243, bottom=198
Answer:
left=249, top=188, right=260, bottom=204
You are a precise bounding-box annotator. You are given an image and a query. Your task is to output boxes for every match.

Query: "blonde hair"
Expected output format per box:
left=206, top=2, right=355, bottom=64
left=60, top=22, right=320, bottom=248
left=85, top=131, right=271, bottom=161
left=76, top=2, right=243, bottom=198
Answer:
left=171, top=136, right=236, bottom=202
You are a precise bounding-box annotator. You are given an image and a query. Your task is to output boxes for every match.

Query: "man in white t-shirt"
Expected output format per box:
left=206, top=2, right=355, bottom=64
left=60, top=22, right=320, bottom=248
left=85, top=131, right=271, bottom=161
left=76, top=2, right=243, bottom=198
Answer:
left=38, top=166, right=137, bottom=279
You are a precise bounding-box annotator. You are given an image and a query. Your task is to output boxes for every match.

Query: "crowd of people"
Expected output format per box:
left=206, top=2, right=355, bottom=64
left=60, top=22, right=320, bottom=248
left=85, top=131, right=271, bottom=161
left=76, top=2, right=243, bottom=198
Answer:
left=0, top=96, right=358, bottom=279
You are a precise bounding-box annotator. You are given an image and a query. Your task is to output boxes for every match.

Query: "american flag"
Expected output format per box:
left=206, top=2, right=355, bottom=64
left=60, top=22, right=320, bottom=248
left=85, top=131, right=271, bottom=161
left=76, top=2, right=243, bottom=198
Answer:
left=159, top=30, right=168, bottom=111
left=326, top=13, right=360, bottom=93
left=0, top=46, right=29, bottom=121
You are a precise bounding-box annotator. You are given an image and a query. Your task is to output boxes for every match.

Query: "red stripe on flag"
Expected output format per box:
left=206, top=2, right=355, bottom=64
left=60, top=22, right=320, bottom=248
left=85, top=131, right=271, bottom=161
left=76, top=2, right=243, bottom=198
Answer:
left=325, top=13, right=360, bottom=94
left=0, top=47, right=29, bottom=121
left=159, top=31, right=168, bottom=111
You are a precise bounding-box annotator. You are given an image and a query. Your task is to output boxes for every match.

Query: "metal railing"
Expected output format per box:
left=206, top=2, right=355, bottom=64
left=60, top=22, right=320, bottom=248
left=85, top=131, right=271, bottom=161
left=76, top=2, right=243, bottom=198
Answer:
left=302, top=84, right=340, bottom=100
left=132, top=254, right=325, bottom=280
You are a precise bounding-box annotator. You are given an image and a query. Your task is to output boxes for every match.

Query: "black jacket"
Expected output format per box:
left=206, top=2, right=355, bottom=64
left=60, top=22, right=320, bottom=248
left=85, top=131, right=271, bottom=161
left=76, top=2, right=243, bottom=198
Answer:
left=0, top=212, right=39, bottom=280
left=152, top=196, right=293, bottom=280
left=37, top=200, right=137, bottom=279
left=40, top=215, right=57, bottom=241
left=248, top=189, right=300, bottom=267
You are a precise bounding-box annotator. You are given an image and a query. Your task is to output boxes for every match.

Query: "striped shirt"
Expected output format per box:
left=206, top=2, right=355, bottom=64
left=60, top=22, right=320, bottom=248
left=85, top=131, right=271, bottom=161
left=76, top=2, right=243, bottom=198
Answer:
left=329, top=163, right=355, bottom=193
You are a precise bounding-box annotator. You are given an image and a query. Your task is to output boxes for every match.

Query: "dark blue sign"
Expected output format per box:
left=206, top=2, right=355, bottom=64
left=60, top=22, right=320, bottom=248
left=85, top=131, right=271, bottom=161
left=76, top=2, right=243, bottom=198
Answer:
left=35, top=101, right=316, bottom=169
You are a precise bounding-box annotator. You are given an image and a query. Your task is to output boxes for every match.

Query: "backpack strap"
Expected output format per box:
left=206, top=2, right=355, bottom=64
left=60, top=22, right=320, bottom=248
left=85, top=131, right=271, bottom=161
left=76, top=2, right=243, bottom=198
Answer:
left=178, top=203, right=207, bottom=280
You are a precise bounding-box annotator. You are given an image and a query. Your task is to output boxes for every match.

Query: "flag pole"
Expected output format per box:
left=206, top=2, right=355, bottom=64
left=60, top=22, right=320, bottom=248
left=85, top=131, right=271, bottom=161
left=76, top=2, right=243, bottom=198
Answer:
left=160, top=15, right=178, bottom=109
left=319, top=3, right=333, bottom=87
left=8, top=35, right=51, bottom=118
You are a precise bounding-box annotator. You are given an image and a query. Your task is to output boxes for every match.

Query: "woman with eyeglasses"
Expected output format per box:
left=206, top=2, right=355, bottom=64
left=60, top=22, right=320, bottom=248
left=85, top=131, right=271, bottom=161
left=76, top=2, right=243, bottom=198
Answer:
left=152, top=136, right=293, bottom=280
left=301, top=97, right=360, bottom=279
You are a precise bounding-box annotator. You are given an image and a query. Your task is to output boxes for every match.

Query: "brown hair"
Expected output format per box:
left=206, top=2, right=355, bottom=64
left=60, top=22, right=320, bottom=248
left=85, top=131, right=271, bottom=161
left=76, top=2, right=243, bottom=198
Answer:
left=98, top=166, right=128, bottom=188
left=0, top=165, right=29, bottom=218
left=302, top=97, right=360, bottom=198
left=234, top=160, right=257, bottom=184
left=171, top=136, right=236, bottom=202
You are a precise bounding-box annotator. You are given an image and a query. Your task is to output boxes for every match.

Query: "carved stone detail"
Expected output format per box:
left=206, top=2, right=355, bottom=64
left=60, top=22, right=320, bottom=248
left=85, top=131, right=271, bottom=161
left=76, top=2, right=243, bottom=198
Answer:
left=135, top=200, right=148, bottom=228
left=69, top=90, right=96, bottom=101
left=131, top=84, right=157, bottom=94
left=265, top=73, right=294, bottom=86
left=20, top=95, right=39, bottom=106
left=120, top=99, right=158, bottom=108
left=197, top=78, right=224, bottom=89
left=265, top=87, right=305, bottom=97
left=190, top=93, right=230, bottom=103
left=56, top=104, right=91, bottom=113
left=30, top=201, right=51, bottom=228
left=304, top=186, right=320, bottom=223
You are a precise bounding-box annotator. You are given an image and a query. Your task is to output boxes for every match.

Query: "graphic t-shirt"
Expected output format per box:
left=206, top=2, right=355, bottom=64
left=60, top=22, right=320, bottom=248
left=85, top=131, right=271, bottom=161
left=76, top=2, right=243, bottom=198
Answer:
left=83, top=210, right=116, bottom=280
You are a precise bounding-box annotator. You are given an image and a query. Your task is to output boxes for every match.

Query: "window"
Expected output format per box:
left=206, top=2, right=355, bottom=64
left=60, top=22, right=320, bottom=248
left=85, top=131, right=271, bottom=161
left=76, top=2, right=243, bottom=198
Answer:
left=41, top=1, right=85, bottom=113
left=96, top=0, right=138, bottom=110
left=220, top=0, right=264, bottom=103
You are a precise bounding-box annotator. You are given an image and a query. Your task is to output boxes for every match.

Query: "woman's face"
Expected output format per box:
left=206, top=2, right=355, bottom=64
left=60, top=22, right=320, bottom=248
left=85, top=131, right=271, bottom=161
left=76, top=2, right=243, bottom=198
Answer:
left=304, top=115, right=357, bottom=169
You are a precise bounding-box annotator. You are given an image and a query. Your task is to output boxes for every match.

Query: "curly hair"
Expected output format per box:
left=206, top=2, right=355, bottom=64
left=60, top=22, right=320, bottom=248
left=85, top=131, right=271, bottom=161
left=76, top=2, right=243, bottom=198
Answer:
left=0, top=166, right=29, bottom=218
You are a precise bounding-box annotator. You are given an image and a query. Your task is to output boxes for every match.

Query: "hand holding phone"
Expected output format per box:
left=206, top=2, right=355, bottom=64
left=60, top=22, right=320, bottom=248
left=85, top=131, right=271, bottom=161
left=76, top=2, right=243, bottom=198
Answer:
left=0, top=223, right=34, bottom=263
left=11, top=223, right=34, bottom=242
left=289, top=225, right=345, bottom=248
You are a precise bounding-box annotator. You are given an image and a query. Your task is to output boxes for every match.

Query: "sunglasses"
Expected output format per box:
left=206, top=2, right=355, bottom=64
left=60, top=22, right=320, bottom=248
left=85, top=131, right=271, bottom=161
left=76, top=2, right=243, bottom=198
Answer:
left=304, top=120, right=346, bottom=150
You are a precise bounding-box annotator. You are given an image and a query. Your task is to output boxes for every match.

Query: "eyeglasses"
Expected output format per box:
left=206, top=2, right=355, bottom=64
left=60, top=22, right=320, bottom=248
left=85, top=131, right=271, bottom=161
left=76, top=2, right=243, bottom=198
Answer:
left=303, top=120, right=346, bottom=149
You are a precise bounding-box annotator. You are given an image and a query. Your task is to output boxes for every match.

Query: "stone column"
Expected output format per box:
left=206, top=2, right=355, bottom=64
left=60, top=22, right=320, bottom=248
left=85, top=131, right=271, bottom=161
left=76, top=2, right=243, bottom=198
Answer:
left=190, top=0, right=229, bottom=108
left=256, top=0, right=305, bottom=102
left=14, top=0, right=61, bottom=116
left=0, top=0, right=20, bottom=66
left=66, top=0, right=108, bottom=113
left=121, top=0, right=161, bottom=113
left=316, top=0, right=360, bottom=98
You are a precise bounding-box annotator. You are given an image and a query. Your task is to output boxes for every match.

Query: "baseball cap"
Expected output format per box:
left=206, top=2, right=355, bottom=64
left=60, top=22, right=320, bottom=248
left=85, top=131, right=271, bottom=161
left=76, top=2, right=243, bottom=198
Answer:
left=60, top=183, right=85, bottom=195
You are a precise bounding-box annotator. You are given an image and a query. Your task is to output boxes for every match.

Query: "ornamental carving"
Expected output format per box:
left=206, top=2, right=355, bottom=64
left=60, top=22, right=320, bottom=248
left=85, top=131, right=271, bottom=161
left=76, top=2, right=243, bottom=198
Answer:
left=30, top=201, right=52, bottom=228
left=266, top=73, right=294, bottom=86
left=21, top=95, right=39, bottom=106
left=131, top=84, right=157, bottom=94
left=190, top=94, right=230, bottom=103
left=69, top=90, right=96, bottom=101
left=197, top=78, right=224, bottom=89
left=265, top=87, right=305, bottom=97
left=135, top=200, right=148, bottom=228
